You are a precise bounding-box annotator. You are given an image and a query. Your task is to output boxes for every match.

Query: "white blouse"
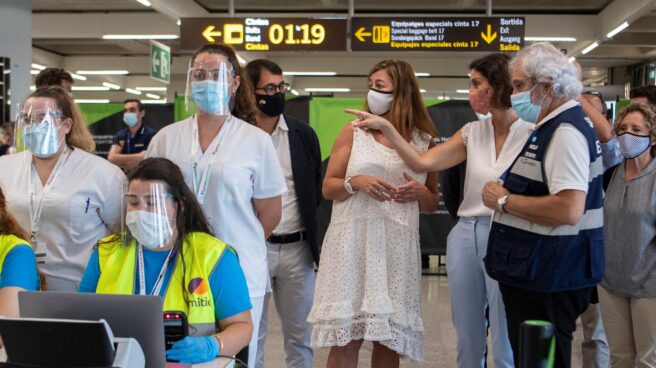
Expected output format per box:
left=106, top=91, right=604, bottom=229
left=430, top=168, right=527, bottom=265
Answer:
left=458, top=117, right=533, bottom=218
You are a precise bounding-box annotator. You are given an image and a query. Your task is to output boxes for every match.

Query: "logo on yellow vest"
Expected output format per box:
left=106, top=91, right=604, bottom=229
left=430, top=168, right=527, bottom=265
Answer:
left=188, top=277, right=208, bottom=295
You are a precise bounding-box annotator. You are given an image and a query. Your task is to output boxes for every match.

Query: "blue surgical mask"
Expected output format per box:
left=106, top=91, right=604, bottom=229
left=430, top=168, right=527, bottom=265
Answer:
left=123, top=113, right=139, bottom=127
left=617, top=132, right=652, bottom=159
left=511, top=84, right=544, bottom=123
left=23, top=122, right=61, bottom=158
left=191, top=80, right=230, bottom=115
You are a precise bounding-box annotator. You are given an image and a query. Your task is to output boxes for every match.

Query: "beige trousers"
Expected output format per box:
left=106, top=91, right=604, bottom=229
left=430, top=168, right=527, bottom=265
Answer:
left=598, top=287, right=656, bottom=368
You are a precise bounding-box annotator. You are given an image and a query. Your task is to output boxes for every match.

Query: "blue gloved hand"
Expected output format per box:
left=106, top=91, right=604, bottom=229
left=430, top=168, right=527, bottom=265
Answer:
left=166, top=336, right=219, bottom=364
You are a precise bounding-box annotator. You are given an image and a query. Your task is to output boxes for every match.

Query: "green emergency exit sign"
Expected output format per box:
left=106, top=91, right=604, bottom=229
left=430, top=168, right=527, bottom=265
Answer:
left=150, top=41, right=170, bottom=84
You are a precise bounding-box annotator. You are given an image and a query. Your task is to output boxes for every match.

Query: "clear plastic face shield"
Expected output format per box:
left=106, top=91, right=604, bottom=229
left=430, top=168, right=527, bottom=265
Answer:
left=15, top=99, right=68, bottom=157
left=122, top=181, right=178, bottom=250
left=185, top=58, right=236, bottom=116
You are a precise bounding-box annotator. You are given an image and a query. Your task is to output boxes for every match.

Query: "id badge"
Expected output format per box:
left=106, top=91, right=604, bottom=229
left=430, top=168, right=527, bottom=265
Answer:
left=31, top=234, right=47, bottom=265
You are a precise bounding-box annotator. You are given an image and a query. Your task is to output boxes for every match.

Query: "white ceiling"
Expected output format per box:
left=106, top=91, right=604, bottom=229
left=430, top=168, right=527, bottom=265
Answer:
left=28, top=0, right=656, bottom=102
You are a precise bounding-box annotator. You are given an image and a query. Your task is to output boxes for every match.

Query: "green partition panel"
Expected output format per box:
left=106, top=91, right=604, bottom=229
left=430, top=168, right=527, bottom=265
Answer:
left=309, top=97, right=445, bottom=160
left=79, top=97, right=443, bottom=157
left=78, top=103, right=123, bottom=126
left=175, top=95, right=194, bottom=122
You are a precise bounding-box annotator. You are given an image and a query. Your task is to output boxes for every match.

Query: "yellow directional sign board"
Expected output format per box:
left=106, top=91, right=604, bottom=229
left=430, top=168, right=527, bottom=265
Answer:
left=181, top=17, right=348, bottom=51
left=351, top=17, right=524, bottom=52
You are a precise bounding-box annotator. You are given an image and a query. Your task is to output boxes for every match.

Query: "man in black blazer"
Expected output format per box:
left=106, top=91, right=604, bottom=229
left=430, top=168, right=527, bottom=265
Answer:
left=246, top=59, right=321, bottom=368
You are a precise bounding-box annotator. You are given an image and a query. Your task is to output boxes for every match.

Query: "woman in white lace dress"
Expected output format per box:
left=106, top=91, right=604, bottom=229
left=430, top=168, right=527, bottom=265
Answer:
left=308, top=60, right=440, bottom=367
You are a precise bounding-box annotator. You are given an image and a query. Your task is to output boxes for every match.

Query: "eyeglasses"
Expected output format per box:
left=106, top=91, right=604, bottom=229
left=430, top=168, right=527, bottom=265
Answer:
left=582, top=90, right=608, bottom=114
left=188, top=68, right=235, bottom=82
left=255, top=82, right=290, bottom=96
left=582, top=90, right=604, bottom=99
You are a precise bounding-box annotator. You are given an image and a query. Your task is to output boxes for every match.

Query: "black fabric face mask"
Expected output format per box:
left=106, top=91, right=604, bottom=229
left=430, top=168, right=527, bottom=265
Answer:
left=255, top=93, right=285, bottom=117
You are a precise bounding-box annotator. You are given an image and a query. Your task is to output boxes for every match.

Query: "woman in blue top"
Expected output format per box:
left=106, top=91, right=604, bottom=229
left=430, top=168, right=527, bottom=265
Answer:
left=0, top=186, right=39, bottom=318
left=79, top=158, right=253, bottom=364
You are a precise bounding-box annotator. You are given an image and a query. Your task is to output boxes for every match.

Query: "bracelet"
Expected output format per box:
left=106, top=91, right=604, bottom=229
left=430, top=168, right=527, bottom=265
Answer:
left=214, top=334, right=224, bottom=352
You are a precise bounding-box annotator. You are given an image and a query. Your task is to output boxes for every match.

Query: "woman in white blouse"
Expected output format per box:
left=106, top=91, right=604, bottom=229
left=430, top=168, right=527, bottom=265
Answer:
left=348, top=53, right=530, bottom=368
left=146, top=44, right=286, bottom=367
left=0, top=86, right=125, bottom=292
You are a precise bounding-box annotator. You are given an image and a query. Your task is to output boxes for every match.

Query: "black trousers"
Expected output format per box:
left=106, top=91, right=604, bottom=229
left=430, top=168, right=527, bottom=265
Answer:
left=499, top=284, right=593, bottom=368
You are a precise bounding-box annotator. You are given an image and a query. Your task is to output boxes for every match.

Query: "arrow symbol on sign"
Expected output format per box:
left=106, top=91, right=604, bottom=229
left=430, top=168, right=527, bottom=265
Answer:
left=152, top=51, right=160, bottom=72
left=481, top=24, right=497, bottom=44
left=202, top=25, right=222, bottom=43
left=354, top=27, right=372, bottom=42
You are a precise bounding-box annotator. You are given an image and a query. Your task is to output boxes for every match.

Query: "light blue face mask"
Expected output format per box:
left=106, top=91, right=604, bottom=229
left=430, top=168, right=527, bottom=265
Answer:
left=191, top=80, right=231, bottom=115
left=23, top=120, right=61, bottom=158
left=511, top=84, right=544, bottom=123
left=123, top=113, right=139, bottom=127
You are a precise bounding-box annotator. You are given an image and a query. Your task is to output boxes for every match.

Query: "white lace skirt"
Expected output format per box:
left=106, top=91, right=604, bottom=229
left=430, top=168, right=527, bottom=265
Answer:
left=308, top=216, right=425, bottom=361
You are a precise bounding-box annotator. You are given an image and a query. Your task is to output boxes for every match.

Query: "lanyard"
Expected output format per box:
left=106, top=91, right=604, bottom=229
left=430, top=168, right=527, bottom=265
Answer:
left=190, top=115, right=232, bottom=205
left=27, top=147, right=70, bottom=240
left=137, top=245, right=176, bottom=297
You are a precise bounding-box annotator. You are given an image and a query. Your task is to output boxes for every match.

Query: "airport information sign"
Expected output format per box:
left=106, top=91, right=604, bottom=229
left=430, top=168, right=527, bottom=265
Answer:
left=350, top=17, right=525, bottom=52
left=181, top=17, right=348, bottom=51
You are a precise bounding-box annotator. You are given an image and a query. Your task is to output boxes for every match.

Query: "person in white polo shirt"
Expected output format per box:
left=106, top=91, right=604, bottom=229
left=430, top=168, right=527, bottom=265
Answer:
left=146, top=44, right=286, bottom=368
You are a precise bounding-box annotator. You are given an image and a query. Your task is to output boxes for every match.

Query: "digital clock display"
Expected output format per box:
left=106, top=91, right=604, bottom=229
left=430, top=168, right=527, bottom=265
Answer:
left=180, top=17, right=348, bottom=51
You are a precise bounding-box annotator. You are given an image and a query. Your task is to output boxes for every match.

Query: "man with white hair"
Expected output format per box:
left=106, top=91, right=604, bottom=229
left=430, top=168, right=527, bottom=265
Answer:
left=481, top=42, right=605, bottom=368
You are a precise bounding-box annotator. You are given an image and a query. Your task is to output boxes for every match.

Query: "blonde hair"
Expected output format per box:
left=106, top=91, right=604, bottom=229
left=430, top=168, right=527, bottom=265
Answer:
left=28, top=87, right=95, bottom=152
left=365, top=60, right=439, bottom=140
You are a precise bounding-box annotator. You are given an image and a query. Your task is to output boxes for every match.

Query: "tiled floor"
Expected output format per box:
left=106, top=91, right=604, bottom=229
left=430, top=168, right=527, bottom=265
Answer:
left=260, top=260, right=585, bottom=368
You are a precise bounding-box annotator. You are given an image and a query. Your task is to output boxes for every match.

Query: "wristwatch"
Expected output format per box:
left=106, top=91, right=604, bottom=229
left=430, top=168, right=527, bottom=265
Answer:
left=344, top=176, right=356, bottom=194
left=497, top=194, right=509, bottom=213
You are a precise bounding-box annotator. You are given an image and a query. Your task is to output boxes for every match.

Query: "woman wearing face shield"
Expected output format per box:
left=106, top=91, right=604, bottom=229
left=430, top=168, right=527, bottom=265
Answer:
left=0, top=186, right=39, bottom=319
left=146, top=44, right=286, bottom=366
left=79, top=158, right=253, bottom=365
left=308, top=60, right=439, bottom=367
left=0, top=87, right=126, bottom=292
left=346, top=53, right=528, bottom=367
left=600, top=103, right=656, bottom=366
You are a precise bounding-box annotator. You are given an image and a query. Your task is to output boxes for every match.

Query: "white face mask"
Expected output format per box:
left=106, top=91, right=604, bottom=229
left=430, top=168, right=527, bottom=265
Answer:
left=367, top=88, right=394, bottom=116
left=126, top=210, right=174, bottom=249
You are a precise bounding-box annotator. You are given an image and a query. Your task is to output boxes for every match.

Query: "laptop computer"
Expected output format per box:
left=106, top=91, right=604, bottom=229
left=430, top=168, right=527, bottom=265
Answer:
left=19, top=291, right=166, bottom=368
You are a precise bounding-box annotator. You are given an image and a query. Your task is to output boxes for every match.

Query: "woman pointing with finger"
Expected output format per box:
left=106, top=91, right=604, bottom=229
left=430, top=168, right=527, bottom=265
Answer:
left=308, top=59, right=439, bottom=367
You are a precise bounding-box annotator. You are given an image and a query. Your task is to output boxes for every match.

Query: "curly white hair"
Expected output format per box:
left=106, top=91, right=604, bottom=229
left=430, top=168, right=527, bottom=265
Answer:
left=509, top=42, right=582, bottom=100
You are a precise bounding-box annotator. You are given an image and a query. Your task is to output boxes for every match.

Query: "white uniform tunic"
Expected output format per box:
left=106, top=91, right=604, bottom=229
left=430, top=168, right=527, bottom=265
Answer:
left=146, top=115, right=287, bottom=298
left=0, top=148, right=126, bottom=291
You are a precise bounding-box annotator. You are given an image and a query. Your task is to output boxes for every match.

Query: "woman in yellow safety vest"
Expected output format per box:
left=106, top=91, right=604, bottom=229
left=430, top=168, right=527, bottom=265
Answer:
left=0, top=186, right=39, bottom=318
left=79, top=157, right=253, bottom=364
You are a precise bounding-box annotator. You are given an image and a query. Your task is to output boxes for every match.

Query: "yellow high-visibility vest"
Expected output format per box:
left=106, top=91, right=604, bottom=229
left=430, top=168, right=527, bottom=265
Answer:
left=96, top=232, right=229, bottom=336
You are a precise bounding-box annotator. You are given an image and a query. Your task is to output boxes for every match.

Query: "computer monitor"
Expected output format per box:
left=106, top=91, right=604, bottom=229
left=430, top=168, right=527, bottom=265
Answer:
left=19, top=291, right=166, bottom=368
